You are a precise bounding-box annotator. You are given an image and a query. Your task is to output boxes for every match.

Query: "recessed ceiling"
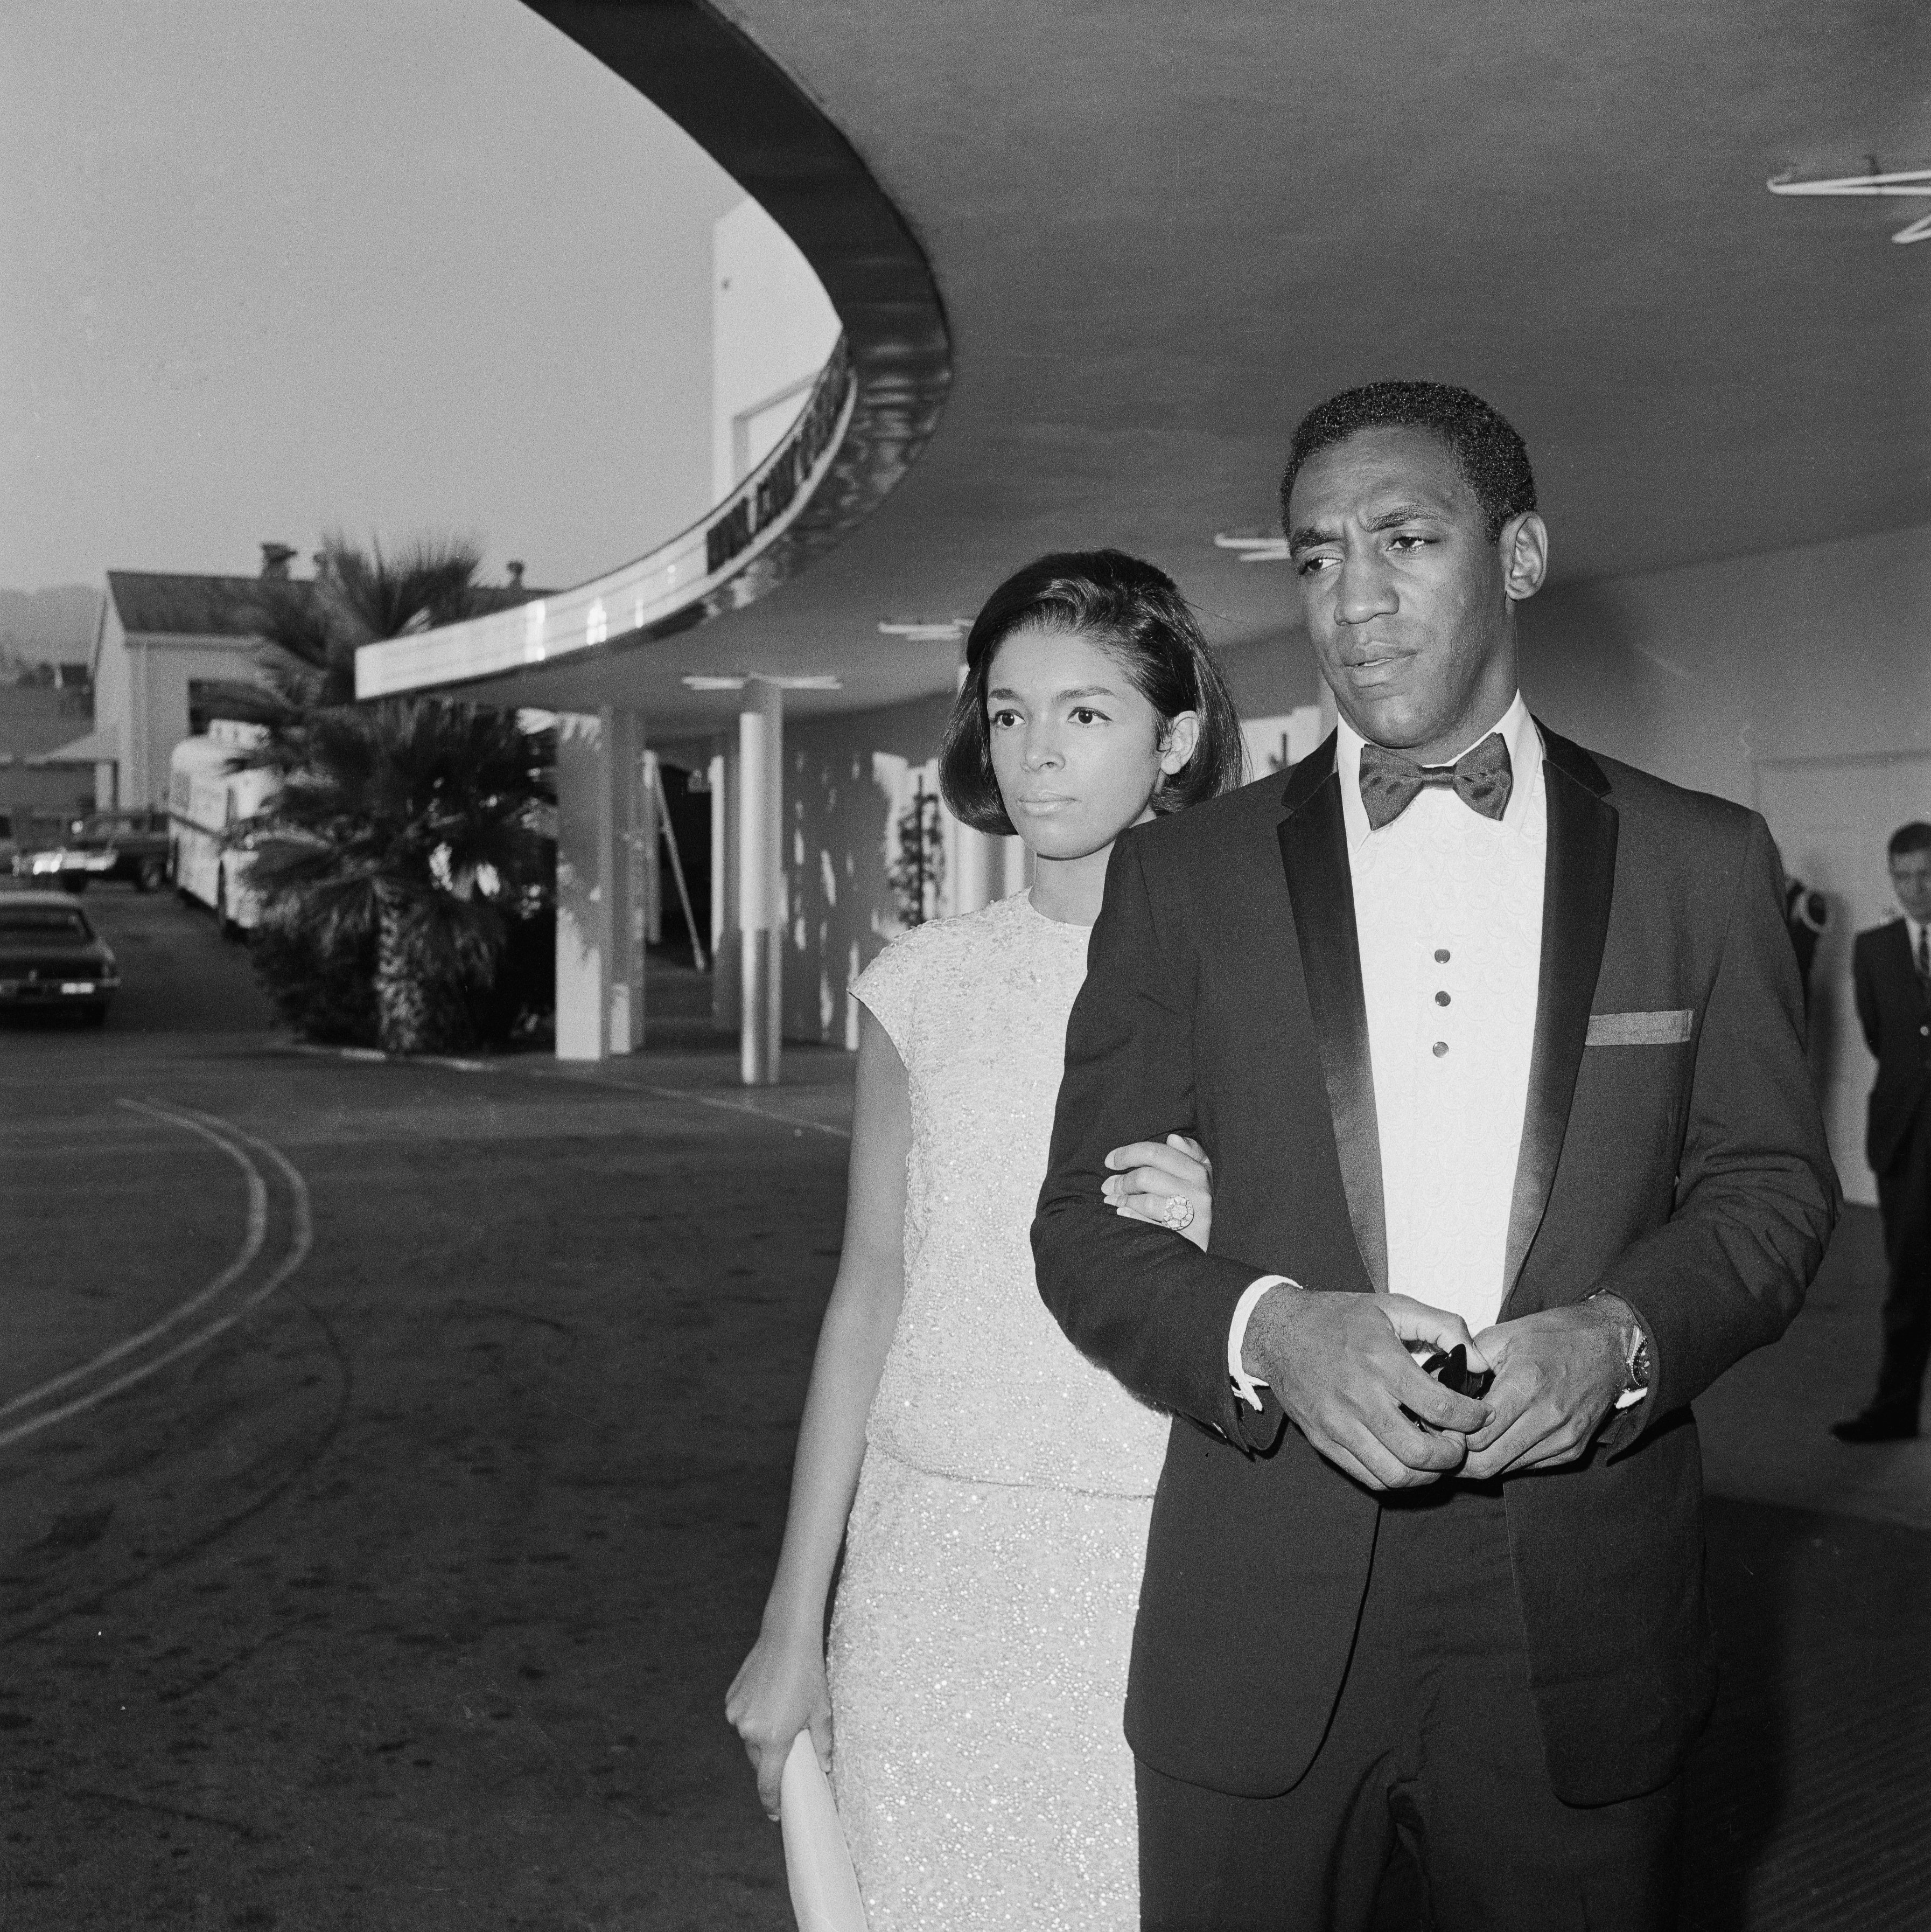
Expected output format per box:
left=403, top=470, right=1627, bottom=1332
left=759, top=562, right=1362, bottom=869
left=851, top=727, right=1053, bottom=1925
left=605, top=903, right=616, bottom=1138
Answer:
left=482, top=0, right=1929, bottom=736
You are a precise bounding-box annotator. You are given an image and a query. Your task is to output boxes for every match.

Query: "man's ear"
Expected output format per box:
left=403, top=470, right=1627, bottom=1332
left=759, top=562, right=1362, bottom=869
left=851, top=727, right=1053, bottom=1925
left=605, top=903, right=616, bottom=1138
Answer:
left=1500, top=512, right=1549, bottom=603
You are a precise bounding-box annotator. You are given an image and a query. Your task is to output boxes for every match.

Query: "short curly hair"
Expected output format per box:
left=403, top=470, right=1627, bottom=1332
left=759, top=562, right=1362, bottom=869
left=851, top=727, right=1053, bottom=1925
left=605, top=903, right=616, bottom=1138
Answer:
left=1279, top=381, right=1536, bottom=543
left=937, top=549, right=1245, bottom=837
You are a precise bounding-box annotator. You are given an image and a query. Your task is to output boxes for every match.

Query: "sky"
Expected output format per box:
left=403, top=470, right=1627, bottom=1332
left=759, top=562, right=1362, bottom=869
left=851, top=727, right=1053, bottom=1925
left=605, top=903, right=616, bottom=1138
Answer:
left=0, top=0, right=746, bottom=595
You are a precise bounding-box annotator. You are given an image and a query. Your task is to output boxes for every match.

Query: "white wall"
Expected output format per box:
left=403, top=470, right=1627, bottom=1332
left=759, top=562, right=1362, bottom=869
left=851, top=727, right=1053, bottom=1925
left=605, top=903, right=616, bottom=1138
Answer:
left=1519, top=524, right=1930, bottom=806
left=93, top=603, right=131, bottom=804
left=711, top=197, right=842, bottom=503
left=1521, top=522, right=1931, bottom=1203
left=131, top=637, right=261, bottom=808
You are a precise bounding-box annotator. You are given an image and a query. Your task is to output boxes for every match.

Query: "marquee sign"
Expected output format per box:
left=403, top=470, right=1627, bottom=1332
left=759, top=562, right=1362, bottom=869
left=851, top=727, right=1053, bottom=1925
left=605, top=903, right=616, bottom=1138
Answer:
left=355, top=336, right=855, bottom=700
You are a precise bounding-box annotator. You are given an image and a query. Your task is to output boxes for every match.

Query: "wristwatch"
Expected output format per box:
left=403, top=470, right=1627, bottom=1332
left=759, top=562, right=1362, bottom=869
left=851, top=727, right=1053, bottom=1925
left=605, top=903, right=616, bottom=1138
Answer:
left=1625, top=1332, right=1653, bottom=1396
left=1590, top=1288, right=1652, bottom=1398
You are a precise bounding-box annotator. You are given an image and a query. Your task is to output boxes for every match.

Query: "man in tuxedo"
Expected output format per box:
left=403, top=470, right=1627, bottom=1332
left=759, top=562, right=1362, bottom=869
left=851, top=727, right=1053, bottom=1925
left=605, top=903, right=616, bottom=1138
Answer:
left=1832, top=821, right=1931, bottom=1443
left=1034, top=381, right=1837, bottom=1930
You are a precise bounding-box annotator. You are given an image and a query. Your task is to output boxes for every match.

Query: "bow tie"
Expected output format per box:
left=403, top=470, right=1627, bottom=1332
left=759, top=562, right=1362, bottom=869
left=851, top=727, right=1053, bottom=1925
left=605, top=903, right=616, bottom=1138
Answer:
left=1358, top=733, right=1514, bottom=832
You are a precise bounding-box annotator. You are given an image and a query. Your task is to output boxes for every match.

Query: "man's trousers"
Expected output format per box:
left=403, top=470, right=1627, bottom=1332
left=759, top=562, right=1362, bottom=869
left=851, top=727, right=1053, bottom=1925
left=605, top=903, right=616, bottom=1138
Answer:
left=1137, top=1481, right=1682, bottom=1932
left=1872, top=1099, right=1931, bottom=1425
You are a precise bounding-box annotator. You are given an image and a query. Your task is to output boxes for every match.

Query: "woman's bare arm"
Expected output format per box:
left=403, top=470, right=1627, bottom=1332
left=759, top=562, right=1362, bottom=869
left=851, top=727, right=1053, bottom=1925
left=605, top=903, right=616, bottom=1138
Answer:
left=725, top=1007, right=911, bottom=1817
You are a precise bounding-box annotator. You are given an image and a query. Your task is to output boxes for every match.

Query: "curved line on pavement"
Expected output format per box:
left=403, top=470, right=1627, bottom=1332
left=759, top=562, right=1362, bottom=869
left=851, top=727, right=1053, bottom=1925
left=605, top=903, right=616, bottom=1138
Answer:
left=639, top=1085, right=852, bottom=1142
left=0, top=1102, right=312, bottom=1451
left=0, top=1101, right=269, bottom=1423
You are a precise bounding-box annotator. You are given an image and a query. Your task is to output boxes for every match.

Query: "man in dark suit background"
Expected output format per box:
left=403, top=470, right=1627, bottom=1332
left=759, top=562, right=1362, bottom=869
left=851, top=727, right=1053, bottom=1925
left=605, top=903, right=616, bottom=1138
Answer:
left=1034, top=382, right=1838, bottom=1930
left=1833, top=821, right=1931, bottom=1443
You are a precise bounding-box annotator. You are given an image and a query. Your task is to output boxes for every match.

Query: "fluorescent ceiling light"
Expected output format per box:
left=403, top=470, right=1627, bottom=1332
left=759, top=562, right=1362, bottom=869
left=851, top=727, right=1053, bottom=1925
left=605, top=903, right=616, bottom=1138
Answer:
left=1767, top=166, right=1931, bottom=245
left=878, top=619, right=968, bottom=642
left=1214, top=531, right=1291, bottom=563
left=680, top=674, right=843, bottom=692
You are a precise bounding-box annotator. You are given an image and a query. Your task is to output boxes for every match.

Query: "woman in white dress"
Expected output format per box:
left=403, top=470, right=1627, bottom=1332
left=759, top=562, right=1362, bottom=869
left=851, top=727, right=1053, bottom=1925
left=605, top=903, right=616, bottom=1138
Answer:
left=727, top=550, right=1245, bottom=1928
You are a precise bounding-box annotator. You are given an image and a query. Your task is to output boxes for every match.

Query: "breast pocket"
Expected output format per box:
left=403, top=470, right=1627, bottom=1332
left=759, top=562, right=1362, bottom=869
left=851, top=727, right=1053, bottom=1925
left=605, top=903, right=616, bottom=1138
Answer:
left=1574, top=1016, right=1694, bottom=1211
left=1585, top=1008, right=1692, bottom=1047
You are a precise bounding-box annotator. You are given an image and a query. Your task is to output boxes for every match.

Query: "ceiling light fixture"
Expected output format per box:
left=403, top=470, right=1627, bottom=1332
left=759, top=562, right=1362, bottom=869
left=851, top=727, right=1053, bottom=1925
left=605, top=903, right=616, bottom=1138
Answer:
left=877, top=619, right=969, bottom=643
left=1214, top=530, right=1291, bottom=563
left=680, top=673, right=843, bottom=692
left=1767, top=166, right=1931, bottom=245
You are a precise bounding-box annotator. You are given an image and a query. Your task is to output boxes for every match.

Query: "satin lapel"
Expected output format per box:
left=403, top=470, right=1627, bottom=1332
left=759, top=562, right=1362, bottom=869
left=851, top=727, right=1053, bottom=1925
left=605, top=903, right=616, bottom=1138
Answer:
left=1276, top=738, right=1387, bottom=1295
left=1501, top=727, right=1619, bottom=1306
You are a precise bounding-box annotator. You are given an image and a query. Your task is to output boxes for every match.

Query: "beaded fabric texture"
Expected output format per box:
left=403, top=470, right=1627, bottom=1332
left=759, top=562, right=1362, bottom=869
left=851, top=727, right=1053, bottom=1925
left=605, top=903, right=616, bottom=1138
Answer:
left=828, top=890, right=1167, bottom=1929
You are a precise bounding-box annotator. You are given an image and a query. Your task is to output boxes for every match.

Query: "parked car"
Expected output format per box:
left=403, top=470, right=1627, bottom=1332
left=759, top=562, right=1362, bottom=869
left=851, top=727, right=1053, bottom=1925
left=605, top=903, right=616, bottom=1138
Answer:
left=0, top=890, right=119, bottom=1024
left=13, top=808, right=172, bottom=894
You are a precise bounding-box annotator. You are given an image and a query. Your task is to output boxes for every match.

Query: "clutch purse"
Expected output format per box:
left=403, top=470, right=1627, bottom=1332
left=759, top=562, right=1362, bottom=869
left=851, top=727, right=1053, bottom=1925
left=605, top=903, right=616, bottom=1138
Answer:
left=780, top=1731, right=870, bottom=1932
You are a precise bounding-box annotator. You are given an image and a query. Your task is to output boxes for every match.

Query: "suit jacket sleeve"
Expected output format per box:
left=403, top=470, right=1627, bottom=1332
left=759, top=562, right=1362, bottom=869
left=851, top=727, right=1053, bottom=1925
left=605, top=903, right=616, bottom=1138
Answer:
left=1033, top=832, right=1285, bottom=1452
left=1593, top=814, right=1839, bottom=1450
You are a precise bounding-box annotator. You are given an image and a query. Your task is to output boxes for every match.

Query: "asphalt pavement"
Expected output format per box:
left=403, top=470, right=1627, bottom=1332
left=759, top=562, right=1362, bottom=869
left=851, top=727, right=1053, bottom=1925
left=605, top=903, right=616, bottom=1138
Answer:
left=1, top=884, right=1926, bottom=1931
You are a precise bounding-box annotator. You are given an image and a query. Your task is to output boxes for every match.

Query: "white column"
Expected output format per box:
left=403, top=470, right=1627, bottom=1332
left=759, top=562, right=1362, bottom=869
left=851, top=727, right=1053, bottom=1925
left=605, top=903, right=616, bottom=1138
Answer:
left=737, top=679, right=784, bottom=1085
left=711, top=741, right=741, bottom=1034
left=554, top=707, right=645, bottom=1061
left=952, top=820, right=1002, bottom=916
left=1002, top=834, right=1030, bottom=897
left=640, top=749, right=664, bottom=947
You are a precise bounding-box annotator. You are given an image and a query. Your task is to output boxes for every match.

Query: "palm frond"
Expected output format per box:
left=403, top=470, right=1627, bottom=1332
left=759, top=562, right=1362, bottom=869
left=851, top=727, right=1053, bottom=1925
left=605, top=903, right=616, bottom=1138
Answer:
left=323, top=532, right=485, bottom=644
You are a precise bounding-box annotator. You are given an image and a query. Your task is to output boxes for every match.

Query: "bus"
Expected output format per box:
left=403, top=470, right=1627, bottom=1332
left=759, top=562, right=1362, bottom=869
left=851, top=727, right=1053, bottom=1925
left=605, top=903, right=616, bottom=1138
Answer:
left=168, top=722, right=276, bottom=933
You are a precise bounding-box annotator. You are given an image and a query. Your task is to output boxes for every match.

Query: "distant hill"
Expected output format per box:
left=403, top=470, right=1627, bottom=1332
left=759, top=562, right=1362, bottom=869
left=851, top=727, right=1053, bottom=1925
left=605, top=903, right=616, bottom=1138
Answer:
left=0, top=585, right=104, bottom=678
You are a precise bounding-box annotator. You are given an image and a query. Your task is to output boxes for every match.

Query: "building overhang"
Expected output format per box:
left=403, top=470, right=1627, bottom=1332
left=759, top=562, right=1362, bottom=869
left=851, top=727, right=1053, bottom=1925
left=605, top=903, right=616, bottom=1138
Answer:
left=357, top=335, right=857, bottom=700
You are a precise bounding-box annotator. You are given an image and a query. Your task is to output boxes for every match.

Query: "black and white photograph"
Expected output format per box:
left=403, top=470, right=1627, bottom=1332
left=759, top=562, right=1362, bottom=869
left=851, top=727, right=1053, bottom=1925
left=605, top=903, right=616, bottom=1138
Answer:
left=2, top=3, right=1926, bottom=1928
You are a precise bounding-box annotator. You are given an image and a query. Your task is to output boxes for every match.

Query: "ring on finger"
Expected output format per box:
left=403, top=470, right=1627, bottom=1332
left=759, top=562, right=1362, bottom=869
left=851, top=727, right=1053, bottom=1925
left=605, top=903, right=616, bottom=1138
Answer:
left=1158, top=1195, right=1195, bottom=1233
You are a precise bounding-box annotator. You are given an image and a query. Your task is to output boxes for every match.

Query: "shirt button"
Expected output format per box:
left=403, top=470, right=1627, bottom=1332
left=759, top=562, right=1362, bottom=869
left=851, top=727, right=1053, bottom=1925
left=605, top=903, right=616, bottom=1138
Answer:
left=1432, top=1041, right=1449, bottom=1057
left=1435, top=948, right=1450, bottom=963
left=1436, top=991, right=1451, bottom=1007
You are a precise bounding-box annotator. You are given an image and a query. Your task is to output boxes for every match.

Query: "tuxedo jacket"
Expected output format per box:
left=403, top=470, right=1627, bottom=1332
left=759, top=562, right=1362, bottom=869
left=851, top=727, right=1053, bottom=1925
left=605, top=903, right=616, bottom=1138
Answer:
left=1852, top=919, right=1931, bottom=1177
left=1033, top=727, right=1838, bottom=1808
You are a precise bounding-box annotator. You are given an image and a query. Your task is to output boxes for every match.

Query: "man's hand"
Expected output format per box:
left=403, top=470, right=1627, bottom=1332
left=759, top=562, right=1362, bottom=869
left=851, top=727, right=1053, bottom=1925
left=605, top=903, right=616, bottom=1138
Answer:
left=1242, top=1287, right=1493, bottom=1491
left=1461, top=1296, right=1635, bottom=1480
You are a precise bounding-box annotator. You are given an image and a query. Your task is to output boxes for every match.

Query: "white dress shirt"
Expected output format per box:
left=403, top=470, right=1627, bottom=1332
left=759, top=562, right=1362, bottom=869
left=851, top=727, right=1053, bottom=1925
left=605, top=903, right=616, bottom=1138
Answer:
left=1906, top=917, right=1931, bottom=976
left=1229, top=694, right=1564, bottom=1404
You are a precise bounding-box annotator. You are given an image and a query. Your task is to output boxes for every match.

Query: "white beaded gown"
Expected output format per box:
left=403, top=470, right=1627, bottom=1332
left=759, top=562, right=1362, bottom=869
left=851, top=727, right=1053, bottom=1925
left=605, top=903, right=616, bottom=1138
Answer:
left=827, top=889, right=1170, bottom=1930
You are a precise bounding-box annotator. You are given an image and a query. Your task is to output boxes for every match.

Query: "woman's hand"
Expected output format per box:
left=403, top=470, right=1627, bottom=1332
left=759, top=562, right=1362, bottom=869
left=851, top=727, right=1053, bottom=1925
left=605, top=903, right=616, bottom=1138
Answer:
left=725, top=1624, right=834, bottom=1820
left=1101, top=1133, right=1214, bottom=1252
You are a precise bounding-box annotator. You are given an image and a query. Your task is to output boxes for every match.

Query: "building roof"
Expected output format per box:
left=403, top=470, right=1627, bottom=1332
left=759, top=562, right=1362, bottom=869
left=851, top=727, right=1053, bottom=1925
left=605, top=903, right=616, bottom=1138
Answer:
left=0, top=684, right=94, bottom=758
left=104, top=572, right=304, bottom=639
left=31, top=726, right=117, bottom=767
left=104, top=571, right=541, bottom=644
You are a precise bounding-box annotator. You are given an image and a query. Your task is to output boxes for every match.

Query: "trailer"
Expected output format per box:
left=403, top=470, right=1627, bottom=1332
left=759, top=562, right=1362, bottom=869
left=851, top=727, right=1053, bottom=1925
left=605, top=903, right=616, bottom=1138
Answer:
left=168, top=722, right=275, bottom=933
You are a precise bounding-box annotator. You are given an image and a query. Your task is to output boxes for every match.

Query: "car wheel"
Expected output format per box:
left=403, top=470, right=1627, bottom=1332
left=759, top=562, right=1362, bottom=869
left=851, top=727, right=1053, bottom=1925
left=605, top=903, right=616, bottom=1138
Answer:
left=136, top=856, right=167, bottom=893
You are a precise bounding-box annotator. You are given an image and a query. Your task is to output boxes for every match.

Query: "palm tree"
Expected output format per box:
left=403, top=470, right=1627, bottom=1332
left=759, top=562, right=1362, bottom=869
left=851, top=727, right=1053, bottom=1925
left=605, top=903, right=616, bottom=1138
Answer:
left=235, top=536, right=554, bottom=1054
left=246, top=533, right=486, bottom=731
left=246, top=700, right=554, bottom=1053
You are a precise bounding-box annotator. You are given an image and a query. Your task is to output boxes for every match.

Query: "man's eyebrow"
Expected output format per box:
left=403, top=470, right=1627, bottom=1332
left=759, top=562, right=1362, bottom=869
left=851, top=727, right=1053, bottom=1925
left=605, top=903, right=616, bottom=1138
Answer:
left=1287, top=503, right=1449, bottom=551
left=1362, top=501, right=1445, bottom=531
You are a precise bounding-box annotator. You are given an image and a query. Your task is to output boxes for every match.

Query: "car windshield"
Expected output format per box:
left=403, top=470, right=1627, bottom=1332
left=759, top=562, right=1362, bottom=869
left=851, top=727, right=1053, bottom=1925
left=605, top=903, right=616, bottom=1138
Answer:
left=0, top=906, right=90, bottom=939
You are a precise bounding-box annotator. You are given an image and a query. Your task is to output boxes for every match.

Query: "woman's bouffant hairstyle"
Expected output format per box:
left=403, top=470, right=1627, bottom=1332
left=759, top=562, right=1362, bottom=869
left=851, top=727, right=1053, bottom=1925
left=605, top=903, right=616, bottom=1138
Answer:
left=937, top=549, right=1246, bottom=837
